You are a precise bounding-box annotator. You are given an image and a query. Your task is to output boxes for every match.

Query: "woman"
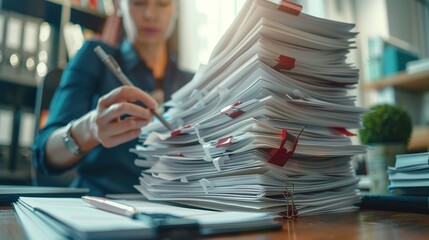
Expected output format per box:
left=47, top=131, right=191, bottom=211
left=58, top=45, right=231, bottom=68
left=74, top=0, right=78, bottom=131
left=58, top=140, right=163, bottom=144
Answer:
left=32, top=0, right=192, bottom=196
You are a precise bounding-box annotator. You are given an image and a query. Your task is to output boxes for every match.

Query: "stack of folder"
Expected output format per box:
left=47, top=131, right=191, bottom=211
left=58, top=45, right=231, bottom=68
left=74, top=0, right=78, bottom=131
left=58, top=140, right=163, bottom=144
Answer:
left=132, top=0, right=367, bottom=216
left=388, top=152, right=429, bottom=195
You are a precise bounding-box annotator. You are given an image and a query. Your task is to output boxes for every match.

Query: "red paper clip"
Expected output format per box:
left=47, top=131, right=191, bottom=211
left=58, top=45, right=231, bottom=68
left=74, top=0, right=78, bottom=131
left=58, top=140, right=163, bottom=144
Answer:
left=220, top=102, right=245, bottom=119
left=169, top=153, right=185, bottom=157
left=216, top=136, right=233, bottom=148
left=170, top=124, right=191, bottom=137
left=268, top=128, right=302, bottom=167
left=331, top=127, right=356, bottom=136
left=278, top=0, right=303, bottom=16
left=274, top=55, right=296, bottom=70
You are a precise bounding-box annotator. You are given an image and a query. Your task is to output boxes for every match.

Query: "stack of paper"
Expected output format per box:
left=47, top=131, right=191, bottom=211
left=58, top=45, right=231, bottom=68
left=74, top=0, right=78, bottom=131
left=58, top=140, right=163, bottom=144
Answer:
left=388, top=152, right=429, bottom=195
left=132, top=0, right=367, bottom=216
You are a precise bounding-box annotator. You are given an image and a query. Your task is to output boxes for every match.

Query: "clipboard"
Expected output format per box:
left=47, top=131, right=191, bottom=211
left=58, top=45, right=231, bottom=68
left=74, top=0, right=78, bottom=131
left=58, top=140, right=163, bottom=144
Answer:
left=14, top=197, right=282, bottom=239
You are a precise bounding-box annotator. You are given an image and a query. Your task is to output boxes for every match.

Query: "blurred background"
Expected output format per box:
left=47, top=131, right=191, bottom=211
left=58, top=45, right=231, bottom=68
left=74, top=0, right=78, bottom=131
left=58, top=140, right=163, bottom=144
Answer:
left=0, top=0, right=428, bottom=186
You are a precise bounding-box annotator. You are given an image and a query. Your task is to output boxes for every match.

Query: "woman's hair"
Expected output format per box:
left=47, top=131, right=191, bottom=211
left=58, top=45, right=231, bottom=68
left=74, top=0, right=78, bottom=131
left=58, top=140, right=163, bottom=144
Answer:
left=165, top=0, right=178, bottom=39
left=117, top=0, right=177, bottom=43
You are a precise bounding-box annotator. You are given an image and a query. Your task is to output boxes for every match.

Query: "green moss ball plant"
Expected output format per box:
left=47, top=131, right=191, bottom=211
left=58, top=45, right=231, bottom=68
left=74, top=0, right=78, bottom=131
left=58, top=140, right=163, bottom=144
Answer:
left=359, top=104, right=412, bottom=145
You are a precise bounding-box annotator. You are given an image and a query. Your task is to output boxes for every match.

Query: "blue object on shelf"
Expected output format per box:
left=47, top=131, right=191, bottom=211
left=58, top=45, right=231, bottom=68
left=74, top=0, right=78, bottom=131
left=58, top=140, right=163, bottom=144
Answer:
left=382, top=43, right=418, bottom=77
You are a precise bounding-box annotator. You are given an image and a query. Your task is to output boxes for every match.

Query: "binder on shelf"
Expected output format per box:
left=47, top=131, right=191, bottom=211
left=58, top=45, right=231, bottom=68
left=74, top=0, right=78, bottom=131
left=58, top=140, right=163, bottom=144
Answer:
left=72, top=0, right=81, bottom=6
left=0, top=11, right=6, bottom=67
left=63, top=22, right=85, bottom=59
left=80, top=0, right=89, bottom=10
left=97, top=0, right=105, bottom=15
left=0, top=107, right=14, bottom=170
left=35, top=22, right=54, bottom=84
left=18, top=110, right=35, bottom=167
left=1, top=12, right=24, bottom=83
left=88, top=0, right=98, bottom=11
left=102, top=0, right=115, bottom=16
left=20, top=16, right=42, bottom=85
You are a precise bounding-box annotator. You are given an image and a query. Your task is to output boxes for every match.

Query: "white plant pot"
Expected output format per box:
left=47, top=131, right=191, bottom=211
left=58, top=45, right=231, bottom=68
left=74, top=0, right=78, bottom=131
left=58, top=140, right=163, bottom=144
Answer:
left=365, top=143, right=407, bottom=194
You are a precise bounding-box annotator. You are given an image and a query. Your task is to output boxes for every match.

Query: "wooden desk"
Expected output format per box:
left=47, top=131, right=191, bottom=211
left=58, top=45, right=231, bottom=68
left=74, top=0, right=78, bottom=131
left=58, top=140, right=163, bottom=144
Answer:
left=1, top=206, right=428, bottom=240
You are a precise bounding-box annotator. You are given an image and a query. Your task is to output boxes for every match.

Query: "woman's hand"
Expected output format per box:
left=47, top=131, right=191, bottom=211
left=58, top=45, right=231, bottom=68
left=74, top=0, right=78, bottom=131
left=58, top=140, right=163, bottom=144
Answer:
left=45, top=86, right=157, bottom=169
left=89, top=86, right=158, bottom=148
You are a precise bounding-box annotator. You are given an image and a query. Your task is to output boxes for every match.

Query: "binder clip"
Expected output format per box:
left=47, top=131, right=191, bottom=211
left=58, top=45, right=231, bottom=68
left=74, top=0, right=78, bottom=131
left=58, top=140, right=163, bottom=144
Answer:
left=278, top=0, right=303, bottom=16
left=194, top=123, right=213, bottom=162
left=212, top=155, right=228, bottom=172
left=199, top=178, right=214, bottom=194
left=217, top=86, right=231, bottom=103
left=279, top=183, right=298, bottom=219
left=190, top=89, right=207, bottom=108
left=268, top=128, right=303, bottom=167
left=176, top=118, right=185, bottom=128
left=202, top=142, right=214, bottom=162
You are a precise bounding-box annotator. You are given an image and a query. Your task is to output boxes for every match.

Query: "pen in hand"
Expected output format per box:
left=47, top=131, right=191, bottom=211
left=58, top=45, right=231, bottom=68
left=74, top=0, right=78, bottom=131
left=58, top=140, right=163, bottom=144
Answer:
left=93, top=46, right=174, bottom=131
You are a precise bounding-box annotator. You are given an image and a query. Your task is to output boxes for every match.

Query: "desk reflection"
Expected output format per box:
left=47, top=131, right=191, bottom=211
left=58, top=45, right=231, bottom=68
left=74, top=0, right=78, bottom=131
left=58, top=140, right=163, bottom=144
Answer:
left=211, top=210, right=429, bottom=240
left=1, top=207, right=429, bottom=240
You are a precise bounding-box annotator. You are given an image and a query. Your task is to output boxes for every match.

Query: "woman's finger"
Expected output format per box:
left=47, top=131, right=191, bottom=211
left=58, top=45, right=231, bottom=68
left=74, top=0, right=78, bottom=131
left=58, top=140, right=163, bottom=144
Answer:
left=100, top=129, right=142, bottom=148
left=97, top=102, right=153, bottom=125
left=98, top=118, right=149, bottom=140
left=98, top=86, right=158, bottom=110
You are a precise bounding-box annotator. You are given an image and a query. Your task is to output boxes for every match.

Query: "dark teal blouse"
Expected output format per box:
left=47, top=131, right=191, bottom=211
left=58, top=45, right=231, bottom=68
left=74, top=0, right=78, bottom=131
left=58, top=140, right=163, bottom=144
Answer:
left=32, top=40, right=192, bottom=196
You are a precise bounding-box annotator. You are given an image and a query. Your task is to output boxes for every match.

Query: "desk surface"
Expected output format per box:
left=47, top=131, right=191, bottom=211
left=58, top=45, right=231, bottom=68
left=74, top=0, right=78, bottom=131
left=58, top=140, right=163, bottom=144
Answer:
left=1, top=206, right=428, bottom=240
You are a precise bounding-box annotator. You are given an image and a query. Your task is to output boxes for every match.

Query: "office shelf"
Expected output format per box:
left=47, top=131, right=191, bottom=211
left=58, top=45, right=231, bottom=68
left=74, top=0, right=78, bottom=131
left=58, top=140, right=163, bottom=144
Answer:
left=0, top=81, right=36, bottom=109
left=365, top=70, right=429, bottom=92
left=47, top=0, right=108, bottom=18
left=408, top=126, right=429, bottom=151
left=364, top=70, right=429, bottom=152
left=0, top=0, right=109, bottom=184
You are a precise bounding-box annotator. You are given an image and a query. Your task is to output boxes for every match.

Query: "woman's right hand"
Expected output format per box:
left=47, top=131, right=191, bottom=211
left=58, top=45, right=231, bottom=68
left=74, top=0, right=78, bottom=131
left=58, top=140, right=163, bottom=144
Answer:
left=46, top=86, right=158, bottom=169
left=87, top=86, right=158, bottom=148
